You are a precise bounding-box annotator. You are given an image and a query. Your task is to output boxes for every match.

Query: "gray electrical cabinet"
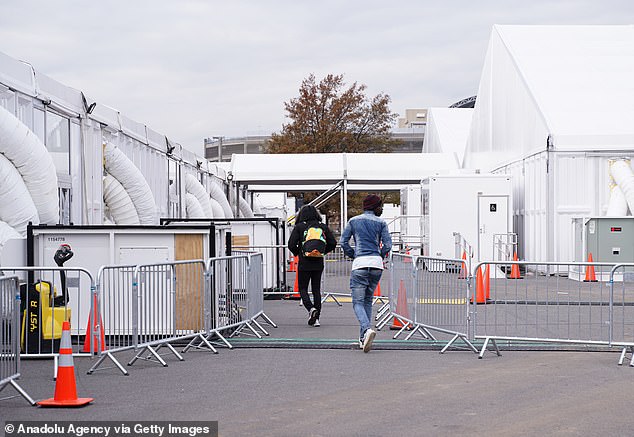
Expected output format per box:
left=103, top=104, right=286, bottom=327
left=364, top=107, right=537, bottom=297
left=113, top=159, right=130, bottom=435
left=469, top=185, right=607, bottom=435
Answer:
left=585, top=217, right=634, bottom=263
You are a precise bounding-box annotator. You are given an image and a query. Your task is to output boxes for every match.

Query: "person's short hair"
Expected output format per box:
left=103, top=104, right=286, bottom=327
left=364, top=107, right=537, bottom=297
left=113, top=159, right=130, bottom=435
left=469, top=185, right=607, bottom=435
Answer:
left=363, top=194, right=382, bottom=211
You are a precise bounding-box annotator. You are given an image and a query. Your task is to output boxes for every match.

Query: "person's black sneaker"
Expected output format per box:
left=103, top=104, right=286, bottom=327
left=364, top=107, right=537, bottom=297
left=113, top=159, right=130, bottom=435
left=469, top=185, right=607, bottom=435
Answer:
left=308, top=308, right=318, bottom=326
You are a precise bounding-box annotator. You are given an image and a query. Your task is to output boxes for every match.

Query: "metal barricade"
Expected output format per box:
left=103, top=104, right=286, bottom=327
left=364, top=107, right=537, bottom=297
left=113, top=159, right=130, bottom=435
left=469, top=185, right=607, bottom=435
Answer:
left=0, top=266, right=96, bottom=358
left=232, top=244, right=287, bottom=295
left=378, top=254, right=476, bottom=353
left=89, top=260, right=212, bottom=376
left=473, top=260, right=619, bottom=358
left=609, top=264, right=634, bottom=366
left=321, top=246, right=389, bottom=307
left=87, top=264, right=137, bottom=376
left=197, top=254, right=276, bottom=347
left=0, top=276, right=35, bottom=405
left=321, top=246, right=353, bottom=305
left=228, top=253, right=277, bottom=338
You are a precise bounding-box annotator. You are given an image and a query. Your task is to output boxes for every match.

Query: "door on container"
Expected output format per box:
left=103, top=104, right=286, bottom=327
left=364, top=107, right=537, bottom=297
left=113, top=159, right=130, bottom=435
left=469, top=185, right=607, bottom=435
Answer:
left=477, top=195, right=509, bottom=261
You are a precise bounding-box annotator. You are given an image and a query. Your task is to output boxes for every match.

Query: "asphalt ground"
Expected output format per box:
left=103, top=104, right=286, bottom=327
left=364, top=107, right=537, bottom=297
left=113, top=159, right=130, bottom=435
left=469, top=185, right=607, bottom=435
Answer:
left=2, top=299, right=634, bottom=437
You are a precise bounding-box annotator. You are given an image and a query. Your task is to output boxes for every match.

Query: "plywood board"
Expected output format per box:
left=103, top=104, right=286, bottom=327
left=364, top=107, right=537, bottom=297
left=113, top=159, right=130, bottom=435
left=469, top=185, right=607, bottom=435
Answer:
left=175, top=234, right=204, bottom=330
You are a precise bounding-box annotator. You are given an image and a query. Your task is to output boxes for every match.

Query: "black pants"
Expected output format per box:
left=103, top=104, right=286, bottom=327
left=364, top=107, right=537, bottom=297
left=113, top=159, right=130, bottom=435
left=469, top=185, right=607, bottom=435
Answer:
left=297, top=269, right=323, bottom=313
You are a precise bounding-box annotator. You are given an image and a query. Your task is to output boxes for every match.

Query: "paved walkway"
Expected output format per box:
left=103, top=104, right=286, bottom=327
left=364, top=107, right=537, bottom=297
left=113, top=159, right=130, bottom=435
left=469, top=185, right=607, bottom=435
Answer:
left=2, top=299, right=634, bottom=437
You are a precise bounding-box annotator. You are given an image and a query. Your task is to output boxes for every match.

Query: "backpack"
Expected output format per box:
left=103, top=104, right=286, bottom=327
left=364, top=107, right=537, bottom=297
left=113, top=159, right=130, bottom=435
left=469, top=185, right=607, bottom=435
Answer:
left=302, top=225, right=327, bottom=257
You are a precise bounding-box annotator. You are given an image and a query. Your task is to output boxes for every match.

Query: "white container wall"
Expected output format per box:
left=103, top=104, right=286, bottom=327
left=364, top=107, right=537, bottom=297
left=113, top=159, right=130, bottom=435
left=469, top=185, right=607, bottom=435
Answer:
left=422, top=174, right=512, bottom=263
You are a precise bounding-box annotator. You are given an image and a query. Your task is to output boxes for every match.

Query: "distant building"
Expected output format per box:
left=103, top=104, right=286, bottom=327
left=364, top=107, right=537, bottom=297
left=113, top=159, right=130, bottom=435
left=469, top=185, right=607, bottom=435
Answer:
left=204, top=135, right=270, bottom=162
left=205, top=108, right=429, bottom=161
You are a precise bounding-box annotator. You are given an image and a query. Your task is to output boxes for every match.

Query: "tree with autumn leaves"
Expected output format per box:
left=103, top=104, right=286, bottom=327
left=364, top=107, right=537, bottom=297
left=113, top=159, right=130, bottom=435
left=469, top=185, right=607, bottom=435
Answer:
left=267, top=74, right=401, bottom=231
left=267, top=74, right=400, bottom=154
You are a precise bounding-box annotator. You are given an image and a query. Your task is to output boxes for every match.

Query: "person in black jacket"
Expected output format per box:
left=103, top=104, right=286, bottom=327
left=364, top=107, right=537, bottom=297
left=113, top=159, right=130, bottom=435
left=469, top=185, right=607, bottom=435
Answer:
left=288, top=204, right=337, bottom=326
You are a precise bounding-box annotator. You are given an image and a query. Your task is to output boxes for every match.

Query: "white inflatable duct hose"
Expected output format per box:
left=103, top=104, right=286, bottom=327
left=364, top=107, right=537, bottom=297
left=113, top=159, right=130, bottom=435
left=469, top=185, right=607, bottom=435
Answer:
left=253, top=198, right=263, bottom=215
left=0, top=221, right=22, bottom=246
left=238, top=196, right=255, bottom=218
left=0, top=152, right=40, bottom=234
left=185, top=193, right=205, bottom=218
left=185, top=174, right=214, bottom=217
left=209, top=181, right=234, bottom=218
left=609, top=159, right=634, bottom=214
left=103, top=175, right=140, bottom=224
left=103, top=142, right=158, bottom=224
left=606, top=182, right=630, bottom=216
left=0, top=105, right=58, bottom=224
left=209, top=197, right=225, bottom=219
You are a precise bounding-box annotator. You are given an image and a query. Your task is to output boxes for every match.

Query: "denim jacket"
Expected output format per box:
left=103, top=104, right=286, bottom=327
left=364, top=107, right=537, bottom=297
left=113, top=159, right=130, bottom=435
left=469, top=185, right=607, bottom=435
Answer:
left=340, top=211, right=392, bottom=259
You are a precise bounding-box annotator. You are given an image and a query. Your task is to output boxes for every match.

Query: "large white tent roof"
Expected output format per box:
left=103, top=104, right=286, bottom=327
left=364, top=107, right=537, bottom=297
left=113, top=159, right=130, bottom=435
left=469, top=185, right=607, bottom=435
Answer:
left=423, top=108, right=473, bottom=166
left=230, top=152, right=459, bottom=189
left=465, top=25, right=634, bottom=170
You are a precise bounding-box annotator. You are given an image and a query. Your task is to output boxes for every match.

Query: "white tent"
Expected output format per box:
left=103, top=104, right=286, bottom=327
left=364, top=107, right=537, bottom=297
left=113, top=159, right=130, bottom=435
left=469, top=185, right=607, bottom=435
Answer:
left=229, top=152, right=460, bottom=232
left=423, top=108, right=473, bottom=166
left=464, top=25, right=634, bottom=263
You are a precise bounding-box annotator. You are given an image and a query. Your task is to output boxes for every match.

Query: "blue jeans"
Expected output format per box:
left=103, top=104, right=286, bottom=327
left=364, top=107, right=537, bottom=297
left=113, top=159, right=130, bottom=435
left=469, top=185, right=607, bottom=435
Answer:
left=350, top=268, right=382, bottom=339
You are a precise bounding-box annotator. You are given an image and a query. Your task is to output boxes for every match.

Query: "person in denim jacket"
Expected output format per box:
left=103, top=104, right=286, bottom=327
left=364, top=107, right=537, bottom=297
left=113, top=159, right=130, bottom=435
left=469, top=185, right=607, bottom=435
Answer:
left=340, top=194, right=392, bottom=352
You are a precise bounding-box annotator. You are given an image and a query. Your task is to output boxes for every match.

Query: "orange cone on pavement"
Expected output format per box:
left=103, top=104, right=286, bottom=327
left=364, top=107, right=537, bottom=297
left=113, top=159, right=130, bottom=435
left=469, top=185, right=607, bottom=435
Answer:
left=584, top=253, right=598, bottom=282
left=459, top=251, right=468, bottom=279
left=390, top=280, right=412, bottom=330
left=470, top=266, right=486, bottom=304
left=510, top=252, right=522, bottom=279
left=38, top=321, right=93, bottom=407
left=290, top=274, right=301, bottom=298
left=373, top=282, right=381, bottom=297
left=289, top=256, right=297, bottom=272
left=82, top=295, right=105, bottom=353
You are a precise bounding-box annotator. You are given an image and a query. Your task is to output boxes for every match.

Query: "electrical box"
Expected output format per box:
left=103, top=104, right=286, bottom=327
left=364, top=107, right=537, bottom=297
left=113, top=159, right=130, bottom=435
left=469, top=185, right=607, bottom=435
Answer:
left=585, top=217, right=634, bottom=263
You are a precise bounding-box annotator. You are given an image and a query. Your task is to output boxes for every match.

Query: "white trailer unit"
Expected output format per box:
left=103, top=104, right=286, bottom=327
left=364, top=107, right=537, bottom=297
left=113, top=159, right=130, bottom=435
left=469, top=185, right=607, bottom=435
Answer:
left=422, top=174, right=513, bottom=263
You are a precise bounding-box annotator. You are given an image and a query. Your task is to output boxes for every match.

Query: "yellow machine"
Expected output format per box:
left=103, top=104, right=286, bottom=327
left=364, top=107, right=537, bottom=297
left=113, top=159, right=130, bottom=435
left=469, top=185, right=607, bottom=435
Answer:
left=20, top=244, right=74, bottom=353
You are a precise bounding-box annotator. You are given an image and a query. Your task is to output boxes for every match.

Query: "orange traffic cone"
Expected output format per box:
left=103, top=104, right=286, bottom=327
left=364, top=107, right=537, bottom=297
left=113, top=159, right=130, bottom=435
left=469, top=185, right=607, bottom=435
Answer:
left=509, top=252, right=522, bottom=279
left=458, top=251, right=467, bottom=279
left=82, top=295, right=105, bottom=353
left=289, top=256, right=297, bottom=272
left=470, top=266, right=486, bottom=304
left=38, top=321, right=93, bottom=407
left=584, top=253, right=598, bottom=282
left=484, top=264, right=491, bottom=300
left=290, top=274, right=301, bottom=298
left=390, top=280, right=412, bottom=330
left=373, top=282, right=381, bottom=297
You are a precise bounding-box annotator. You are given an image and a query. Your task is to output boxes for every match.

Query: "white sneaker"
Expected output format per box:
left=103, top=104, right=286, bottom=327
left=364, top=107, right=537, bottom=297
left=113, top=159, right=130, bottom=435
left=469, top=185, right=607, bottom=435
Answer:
left=362, top=329, right=376, bottom=353
left=314, top=319, right=320, bottom=327
left=359, top=338, right=364, bottom=349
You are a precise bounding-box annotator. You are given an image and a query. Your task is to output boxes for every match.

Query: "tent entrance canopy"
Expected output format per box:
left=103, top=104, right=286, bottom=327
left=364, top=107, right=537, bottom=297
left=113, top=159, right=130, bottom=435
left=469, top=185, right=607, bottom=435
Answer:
left=228, top=152, right=460, bottom=231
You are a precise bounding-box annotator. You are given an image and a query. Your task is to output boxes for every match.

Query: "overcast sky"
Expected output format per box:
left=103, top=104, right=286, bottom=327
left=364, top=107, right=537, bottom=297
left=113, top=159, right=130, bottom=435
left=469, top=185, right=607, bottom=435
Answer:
left=1, top=1, right=633, bottom=156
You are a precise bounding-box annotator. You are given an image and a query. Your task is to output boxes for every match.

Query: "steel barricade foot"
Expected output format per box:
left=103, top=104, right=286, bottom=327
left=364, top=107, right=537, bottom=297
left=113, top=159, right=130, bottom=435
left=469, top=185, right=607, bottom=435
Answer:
left=2, top=380, right=37, bottom=406
left=376, top=313, right=393, bottom=331
left=257, top=312, right=278, bottom=329
left=478, top=337, right=501, bottom=359
left=183, top=333, right=219, bottom=354
left=251, top=318, right=269, bottom=336
left=87, top=352, right=130, bottom=376
left=618, top=346, right=634, bottom=367
left=128, top=346, right=168, bottom=367
left=440, top=334, right=479, bottom=355
left=322, top=293, right=343, bottom=306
